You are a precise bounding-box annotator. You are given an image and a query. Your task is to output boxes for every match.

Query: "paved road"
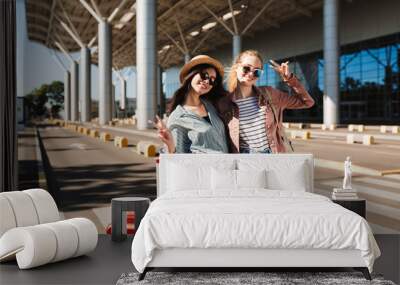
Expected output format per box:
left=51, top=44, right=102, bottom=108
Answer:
left=17, top=127, right=40, bottom=190
left=37, top=124, right=400, bottom=235
left=292, top=136, right=400, bottom=172
left=38, top=125, right=157, bottom=233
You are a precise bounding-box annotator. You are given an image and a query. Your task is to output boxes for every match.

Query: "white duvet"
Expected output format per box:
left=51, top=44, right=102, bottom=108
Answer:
left=131, top=190, right=380, bottom=273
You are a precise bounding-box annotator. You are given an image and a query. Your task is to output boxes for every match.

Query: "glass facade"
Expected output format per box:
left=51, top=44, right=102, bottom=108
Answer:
left=163, top=81, right=180, bottom=98
left=258, top=33, right=400, bottom=124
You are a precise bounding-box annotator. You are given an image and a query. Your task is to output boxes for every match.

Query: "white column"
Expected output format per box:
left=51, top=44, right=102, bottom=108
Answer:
left=184, top=53, right=191, bottom=63
left=120, top=78, right=126, bottom=111
left=323, top=0, right=340, bottom=125
left=80, top=47, right=91, bottom=122
left=70, top=61, right=79, bottom=121
left=136, top=0, right=157, bottom=130
left=64, top=71, right=70, bottom=121
left=233, top=34, right=242, bottom=60
left=111, top=84, right=115, bottom=119
left=98, top=20, right=112, bottom=125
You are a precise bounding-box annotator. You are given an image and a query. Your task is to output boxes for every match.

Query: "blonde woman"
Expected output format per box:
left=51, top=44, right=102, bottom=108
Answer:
left=216, top=50, right=315, bottom=153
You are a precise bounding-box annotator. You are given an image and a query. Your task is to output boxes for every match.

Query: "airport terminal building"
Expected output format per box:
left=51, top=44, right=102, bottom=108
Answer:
left=17, top=0, right=400, bottom=127
left=162, top=0, right=400, bottom=125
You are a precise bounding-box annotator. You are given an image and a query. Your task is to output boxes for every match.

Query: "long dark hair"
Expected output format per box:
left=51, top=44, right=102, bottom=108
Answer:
left=168, top=64, right=227, bottom=114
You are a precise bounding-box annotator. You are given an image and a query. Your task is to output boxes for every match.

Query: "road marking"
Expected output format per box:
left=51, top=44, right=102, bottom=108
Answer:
left=69, top=143, right=88, bottom=150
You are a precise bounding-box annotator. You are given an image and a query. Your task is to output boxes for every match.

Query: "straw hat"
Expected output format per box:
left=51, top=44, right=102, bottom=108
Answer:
left=179, top=55, right=224, bottom=84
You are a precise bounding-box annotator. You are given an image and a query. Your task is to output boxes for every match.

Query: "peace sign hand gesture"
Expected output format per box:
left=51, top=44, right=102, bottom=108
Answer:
left=149, top=115, right=176, bottom=153
left=269, top=60, right=292, bottom=81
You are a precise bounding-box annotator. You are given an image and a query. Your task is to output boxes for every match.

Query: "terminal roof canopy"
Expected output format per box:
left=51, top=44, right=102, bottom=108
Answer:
left=26, top=0, right=322, bottom=69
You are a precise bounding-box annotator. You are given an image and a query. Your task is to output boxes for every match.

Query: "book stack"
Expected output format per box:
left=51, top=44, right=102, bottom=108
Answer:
left=122, top=211, right=136, bottom=235
left=105, top=211, right=136, bottom=235
left=332, top=188, right=358, bottom=200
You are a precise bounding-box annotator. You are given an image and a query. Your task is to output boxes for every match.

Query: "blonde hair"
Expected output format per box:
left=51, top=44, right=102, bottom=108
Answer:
left=227, top=50, right=264, bottom=93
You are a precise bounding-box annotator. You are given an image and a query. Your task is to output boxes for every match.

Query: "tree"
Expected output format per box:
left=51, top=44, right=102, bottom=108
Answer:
left=47, top=81, right=64, bottom=118
left=24, top=81, right=64, bottom=119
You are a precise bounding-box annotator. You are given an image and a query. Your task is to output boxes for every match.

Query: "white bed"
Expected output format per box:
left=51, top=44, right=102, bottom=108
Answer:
left=131, top=154, right=380, bottom=280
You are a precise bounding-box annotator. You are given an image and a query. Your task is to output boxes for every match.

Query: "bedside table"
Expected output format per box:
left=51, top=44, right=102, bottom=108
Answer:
left=332, top=199, right=366, bottom=218
left=111, top=197, right=150, bottom=242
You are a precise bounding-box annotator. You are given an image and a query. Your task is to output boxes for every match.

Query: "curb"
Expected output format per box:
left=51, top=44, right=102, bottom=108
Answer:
left=286, top=129, right=400, bottom=142
left=101, top=125, right=159, bottom=139
left=315, top=158, right=381, bottom=176
left=34, top=127, right=48, bottom=190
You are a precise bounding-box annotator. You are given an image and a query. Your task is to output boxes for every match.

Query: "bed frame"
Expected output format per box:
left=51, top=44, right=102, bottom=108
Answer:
left=141, top=248, right=370, bottom=280
left=143, top=154, right=371, bottom=280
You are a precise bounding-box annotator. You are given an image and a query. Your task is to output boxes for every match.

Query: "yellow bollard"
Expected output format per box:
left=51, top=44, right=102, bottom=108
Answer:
left=100, top=132, right=112, bottom=142
left=114, top=136, right=128, bottom=148
left=290, top=131, right=310, bottom=140
left=302, top=131, right=311, bottom=140
left=82, top=128, right=90, bottom=135
left=362, top=135, right=374, bottom=145
left=89, top=129, right=99, bottom=138
left=137, top=141, right=158, bottom=157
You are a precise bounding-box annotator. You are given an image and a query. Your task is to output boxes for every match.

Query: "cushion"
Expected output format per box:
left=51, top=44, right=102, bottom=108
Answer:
left=65, top=218, right=98, bottom=257
left=211, top=168, right=236, bottom=190
left=0, top=218, right=98, bottom=269
left=236, top=169, right=267, bottom=189
left=42, top=221, right=79, bottom=262
left=1, top=191, right=39, bottom=227
left=0, top=196, right=17, bottom=237
left=211, top=168, right=267, bottom=191
left=238, top=159, right=308, bottom=191
left=0, top=225, right=57, bottom=269
left=24, top=189, right=60, bottom=224
left=166, top=159, right=236, bottom=192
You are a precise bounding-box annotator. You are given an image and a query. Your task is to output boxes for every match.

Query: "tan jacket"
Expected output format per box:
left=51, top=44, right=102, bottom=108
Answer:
left=216, top=75, right=315, bottom=153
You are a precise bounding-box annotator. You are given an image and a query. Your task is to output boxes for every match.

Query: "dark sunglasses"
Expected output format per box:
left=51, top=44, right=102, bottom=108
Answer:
left=199, top=71, right=217, bottom=86
left=241, top=65, right=263, bottom=78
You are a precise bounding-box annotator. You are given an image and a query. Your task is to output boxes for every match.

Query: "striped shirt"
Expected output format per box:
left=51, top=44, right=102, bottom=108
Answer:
left=235, top=96, right=270, bottom=152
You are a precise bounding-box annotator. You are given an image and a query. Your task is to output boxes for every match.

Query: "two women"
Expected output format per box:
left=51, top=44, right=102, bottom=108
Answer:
left=155, top=55, right=229, bottom=153
left=155, top=51, right=314, bottom=154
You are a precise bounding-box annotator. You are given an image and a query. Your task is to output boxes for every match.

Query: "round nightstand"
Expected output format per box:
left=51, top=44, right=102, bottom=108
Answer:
left=111, top=197, right=150, bottom=242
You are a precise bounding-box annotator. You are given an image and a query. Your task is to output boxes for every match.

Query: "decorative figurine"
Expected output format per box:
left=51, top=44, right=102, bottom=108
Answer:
left=343, top=156, right=352, bottom=190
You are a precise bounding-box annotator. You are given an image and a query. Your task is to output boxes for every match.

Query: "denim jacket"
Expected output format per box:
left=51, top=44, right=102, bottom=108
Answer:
left=167, top=99, right=229, bottom=153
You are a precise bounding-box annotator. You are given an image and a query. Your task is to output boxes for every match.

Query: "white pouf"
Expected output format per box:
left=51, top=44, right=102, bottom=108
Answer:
left=1, top=191, right=39, bottom=227
left=24, top=188, right=60, bottom=223
left=0, top=189, right=98, bottom=269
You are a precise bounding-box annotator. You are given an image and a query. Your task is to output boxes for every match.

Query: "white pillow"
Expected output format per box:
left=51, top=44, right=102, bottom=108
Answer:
left=167, top=160, right=236, bottom=192
left=236, top=169, right=267, bottom=189
left=211, top=169, right=267, bottom=191
left=266, top=161, right=307, bottom=191
left=167, top=162, right=209, bottom=191
left=211, top=168, right=236, bottom=190
left=237, top=159, right=308, bottom=191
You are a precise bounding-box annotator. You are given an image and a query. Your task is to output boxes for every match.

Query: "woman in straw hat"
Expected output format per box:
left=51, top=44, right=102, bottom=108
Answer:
left=216, top=50, right=315, bottom=154
left=153, top=55, right=229, bottom=153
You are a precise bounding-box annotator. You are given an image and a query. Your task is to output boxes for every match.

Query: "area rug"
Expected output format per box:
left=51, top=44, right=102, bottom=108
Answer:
left=116, top=271, right=395, bottom=285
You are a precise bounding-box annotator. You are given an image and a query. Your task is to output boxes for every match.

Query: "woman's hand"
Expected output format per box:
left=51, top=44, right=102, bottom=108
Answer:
left=150, top=115, right=176, bottom=153
left=269, top=60, right=292, bottom=81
